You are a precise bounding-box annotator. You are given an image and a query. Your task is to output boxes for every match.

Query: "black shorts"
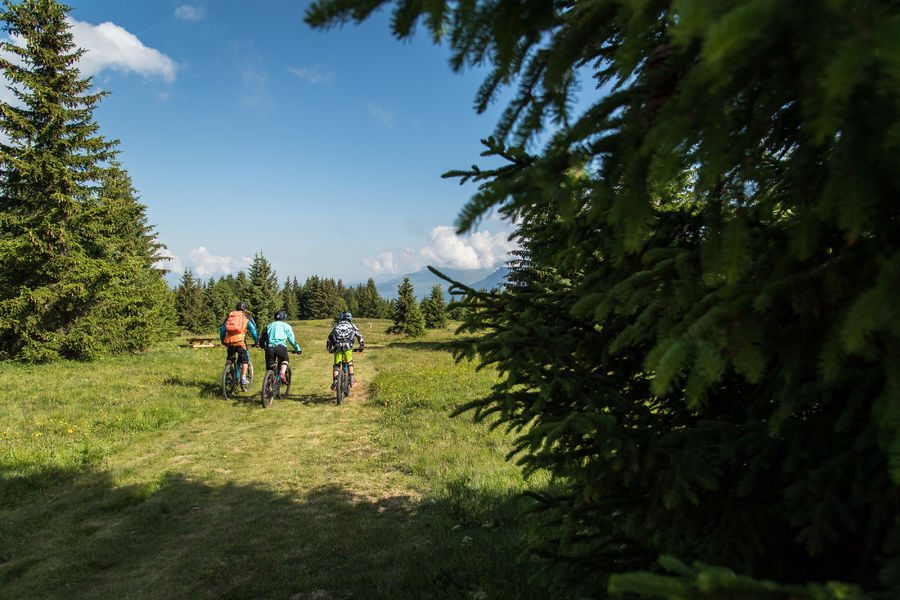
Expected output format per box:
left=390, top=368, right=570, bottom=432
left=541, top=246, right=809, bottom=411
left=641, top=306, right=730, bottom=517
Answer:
left=227, top=345, right=249, bottom=365
left=265, top=345, right=289, bottom=369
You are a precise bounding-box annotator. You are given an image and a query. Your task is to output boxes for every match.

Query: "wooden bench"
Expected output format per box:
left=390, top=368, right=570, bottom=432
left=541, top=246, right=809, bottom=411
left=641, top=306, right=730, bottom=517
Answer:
left=187, top=337, right=218, bottom=349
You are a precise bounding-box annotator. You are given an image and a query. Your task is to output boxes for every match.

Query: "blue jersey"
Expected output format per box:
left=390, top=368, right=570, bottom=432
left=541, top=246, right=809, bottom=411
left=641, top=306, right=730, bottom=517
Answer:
left=266, top=321, right=301, bottom=352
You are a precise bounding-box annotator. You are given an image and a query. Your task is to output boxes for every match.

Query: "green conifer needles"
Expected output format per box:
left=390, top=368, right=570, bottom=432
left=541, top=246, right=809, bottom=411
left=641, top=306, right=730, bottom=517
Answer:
left=309, top=0, right=900, bottom=596
left=0, top=0, right=173, bottom=360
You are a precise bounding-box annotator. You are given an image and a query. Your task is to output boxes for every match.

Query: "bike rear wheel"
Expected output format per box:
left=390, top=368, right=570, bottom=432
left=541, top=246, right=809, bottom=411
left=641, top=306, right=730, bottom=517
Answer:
left=222, top=362, right=237, bottom=399
left=243, top=362, right=254, bottom=391
left=261, top=369, right=276, bottom=408
left=335, top=369, right=344, bottom=405
left=280, top=365, right=292, bottom=398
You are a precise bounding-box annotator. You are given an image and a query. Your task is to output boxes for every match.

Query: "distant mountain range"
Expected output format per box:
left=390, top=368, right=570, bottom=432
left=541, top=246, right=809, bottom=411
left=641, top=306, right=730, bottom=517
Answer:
left=375, top=266, right=510, bottom=299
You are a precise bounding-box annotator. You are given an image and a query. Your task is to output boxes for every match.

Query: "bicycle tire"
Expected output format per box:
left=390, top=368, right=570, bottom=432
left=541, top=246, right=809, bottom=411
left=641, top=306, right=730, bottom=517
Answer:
left=245, top=361, right=255, bottom=390
left=282, top=366, right=292, bottom=398
left=335, top=369, right=344, bottom=405
left=261, top=369, right=276, bottom=408
left=222, top=362, right=237, bottom=399
left=343, top=363, right=351, bottom=398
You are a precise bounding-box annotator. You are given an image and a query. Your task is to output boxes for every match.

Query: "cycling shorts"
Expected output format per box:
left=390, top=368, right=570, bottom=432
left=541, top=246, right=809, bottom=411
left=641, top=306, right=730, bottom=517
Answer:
left=333, top=349, right=353, bottom=366
left=266, top=344, right=289, bottom=369
left=227, top=345, right=249, bottom=365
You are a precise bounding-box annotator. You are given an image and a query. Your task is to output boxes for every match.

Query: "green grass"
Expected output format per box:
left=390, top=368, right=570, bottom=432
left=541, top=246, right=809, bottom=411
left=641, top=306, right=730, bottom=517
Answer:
left=0, top=319, right=549, bottom=599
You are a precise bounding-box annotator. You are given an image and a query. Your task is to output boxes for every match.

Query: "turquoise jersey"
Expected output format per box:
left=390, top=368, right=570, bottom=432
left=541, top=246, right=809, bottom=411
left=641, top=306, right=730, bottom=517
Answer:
left=266, top=321, right=301, bottom=352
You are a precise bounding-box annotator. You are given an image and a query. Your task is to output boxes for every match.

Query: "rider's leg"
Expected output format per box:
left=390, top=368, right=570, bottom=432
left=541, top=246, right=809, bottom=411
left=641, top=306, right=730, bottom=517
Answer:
left=239, top=347, right=250, bottom=384
left=272, top=346, right=288, bottom=381
left=332, top=352, right=341, bottom=387
left=347, top=360, right=354, bottom=386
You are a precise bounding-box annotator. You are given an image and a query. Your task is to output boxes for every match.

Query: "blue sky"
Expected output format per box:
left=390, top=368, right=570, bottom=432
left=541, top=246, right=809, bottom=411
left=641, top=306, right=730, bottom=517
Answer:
left=41, top=1, right=518, bottom=284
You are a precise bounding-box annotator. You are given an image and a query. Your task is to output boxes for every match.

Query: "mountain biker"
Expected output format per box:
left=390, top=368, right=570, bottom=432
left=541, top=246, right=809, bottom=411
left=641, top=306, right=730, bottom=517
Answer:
left=219, top=302, right=259, bottom=387
left=327, top=311, right=364, bottom=388
left=265, top=309, right=301, bottom=383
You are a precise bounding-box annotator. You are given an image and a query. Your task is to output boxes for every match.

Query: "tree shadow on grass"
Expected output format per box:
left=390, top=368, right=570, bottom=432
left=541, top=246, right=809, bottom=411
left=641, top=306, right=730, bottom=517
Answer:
left=288, top=391, right=335, bottom=406
left=385, top=340, right=463, bottom=353
left=162, top=375, right=262, bottom=406
left=161, top=375, right=223, bottom=399
left=0, top=466, right=546, bottom=599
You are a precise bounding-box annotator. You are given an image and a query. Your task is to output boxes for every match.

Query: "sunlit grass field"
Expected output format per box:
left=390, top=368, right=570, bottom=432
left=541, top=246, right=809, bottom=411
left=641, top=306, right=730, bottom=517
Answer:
left=0, top=319, right=549, bottom=599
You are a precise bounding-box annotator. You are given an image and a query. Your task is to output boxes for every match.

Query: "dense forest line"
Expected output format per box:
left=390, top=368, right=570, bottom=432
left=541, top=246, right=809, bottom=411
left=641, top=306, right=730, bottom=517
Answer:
left=172, top=254, right=452, bottom=335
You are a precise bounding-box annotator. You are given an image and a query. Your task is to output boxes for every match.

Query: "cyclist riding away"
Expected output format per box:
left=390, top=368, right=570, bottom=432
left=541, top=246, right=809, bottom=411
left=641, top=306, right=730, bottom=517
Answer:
left=327, top=311, right=364, bottom=388
left=265, top=309, right=301, bottom=383
left=220, top=302, right=258, bottom=387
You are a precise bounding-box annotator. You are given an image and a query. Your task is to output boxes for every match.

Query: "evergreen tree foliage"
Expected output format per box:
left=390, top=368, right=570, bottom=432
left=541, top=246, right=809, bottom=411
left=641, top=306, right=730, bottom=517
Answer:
left=0, top=0, right=173, bottom=360
left=388, top=277, right=425, bottom=337
left=233, top=271, right=250, bottom=304
left=309, top=0, right=900, bottom=597
left=421, top=284, right=447, bottom=329
left=204, top=277, right=232, bottom=330
left=321, top=277, right=347, bottom=318
left=247, top=252, right=279, bottom=329
left=174, top=270, right=208, bottom=334
left=303, top=275, right=329, bottom=319
left=282, top=277, right=299, bottom=320
left=356, top=277, right=387, bottom=318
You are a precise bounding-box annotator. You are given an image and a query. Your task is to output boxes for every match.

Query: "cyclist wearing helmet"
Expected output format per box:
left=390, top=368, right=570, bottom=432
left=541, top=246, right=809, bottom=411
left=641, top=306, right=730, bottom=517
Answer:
left=219, top=302, right=259, bottom=387
left=265, top=309, right=301, bottom=384
left=326, top=311, right=364, bottom=388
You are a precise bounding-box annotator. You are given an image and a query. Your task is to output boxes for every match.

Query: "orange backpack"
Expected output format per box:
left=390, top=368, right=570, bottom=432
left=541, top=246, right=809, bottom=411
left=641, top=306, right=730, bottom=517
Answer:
left=223, top=311, right=248, bottom=345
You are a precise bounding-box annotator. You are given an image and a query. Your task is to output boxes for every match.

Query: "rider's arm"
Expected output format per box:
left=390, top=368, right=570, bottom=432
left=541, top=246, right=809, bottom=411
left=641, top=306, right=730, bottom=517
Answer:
left=219, top=321, right=226, bottom=344
left=287, top=326, right=301, bottom=352
left=353, top=325, right=365, bottom=348
left=247, top=319, right=259, bottom=344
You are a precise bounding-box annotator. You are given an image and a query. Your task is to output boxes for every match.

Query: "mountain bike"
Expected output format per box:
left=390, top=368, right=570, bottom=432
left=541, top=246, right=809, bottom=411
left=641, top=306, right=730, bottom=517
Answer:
left=334, top=356, right=350, bottom=406
left=260, top=351, right=298, bottom=408
left=222, top=351, right=254, bottom=400
left=332, top=346, right=362, bottom=406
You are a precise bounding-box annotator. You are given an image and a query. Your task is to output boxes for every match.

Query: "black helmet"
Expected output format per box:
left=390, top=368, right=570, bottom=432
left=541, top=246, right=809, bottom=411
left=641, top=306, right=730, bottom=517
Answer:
left=274, top=309, right=287, bottom=321
left=341, top=311, right=352, bottom=321
left=236, top=302, right=249, bottom=311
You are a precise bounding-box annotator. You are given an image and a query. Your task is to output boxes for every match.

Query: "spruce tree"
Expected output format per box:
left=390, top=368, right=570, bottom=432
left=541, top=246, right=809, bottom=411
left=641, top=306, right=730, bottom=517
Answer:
left=247, top=252, right=279, bottom=329
left=303, top=275, right=329, bottom=319
left=388, top=277, right=425, bottom=337
left=174, top=270, right=207, bottom=333
left=421, top=284, right=447, bottom=329
left=295, top=276, right=310, bottom=320
left=309, top=1, right=900, bottom=597
left=356, top=277, right=383, bottom=318
left=204, top=277, right=230, bottom=330
left=0, top=0, right=173, bottom=360
left=282, top=277, right=299, bottom=320
left=234, top=271, right=250, bottom=304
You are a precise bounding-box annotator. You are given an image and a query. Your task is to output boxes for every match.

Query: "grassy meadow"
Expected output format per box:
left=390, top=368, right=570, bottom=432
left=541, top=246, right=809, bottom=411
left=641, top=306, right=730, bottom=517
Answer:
left=0, top=319, right=550, bottom=599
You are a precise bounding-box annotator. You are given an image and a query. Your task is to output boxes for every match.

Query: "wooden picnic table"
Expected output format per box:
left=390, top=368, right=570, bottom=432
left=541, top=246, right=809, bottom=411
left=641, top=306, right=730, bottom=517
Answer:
left=187, top=337, right=218, bottom=349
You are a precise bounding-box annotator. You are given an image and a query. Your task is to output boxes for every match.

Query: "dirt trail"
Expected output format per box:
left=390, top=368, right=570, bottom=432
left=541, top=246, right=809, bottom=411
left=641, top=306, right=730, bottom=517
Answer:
left=110, top=352, right=399, bottom=500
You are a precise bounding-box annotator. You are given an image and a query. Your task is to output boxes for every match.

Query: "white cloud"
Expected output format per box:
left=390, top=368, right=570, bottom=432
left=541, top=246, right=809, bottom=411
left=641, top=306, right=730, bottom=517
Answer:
left=362, top=252, right=397, bottom=274
left=362, top=226, right=517, bottom=274
left=187, top=247, right=252, bottom=278
left=67, top=18, right=177, bottom=82
left=367, top=102, right=394, bottom=126
left=175, top=4, right=205, bottom=21
left=155, top=247, right=183, bottom=273
left=288, top=66, right=334, bottom=84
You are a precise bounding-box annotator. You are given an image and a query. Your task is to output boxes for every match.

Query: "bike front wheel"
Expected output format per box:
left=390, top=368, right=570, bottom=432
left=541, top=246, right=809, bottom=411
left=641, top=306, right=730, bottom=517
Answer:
left=261, top=370, right=276, bottom=408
